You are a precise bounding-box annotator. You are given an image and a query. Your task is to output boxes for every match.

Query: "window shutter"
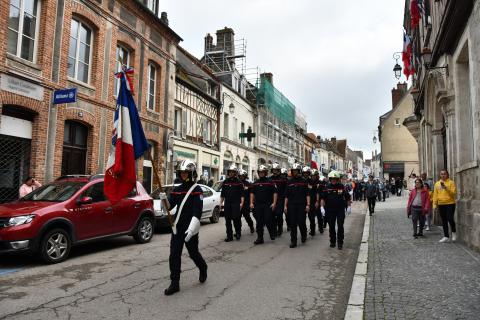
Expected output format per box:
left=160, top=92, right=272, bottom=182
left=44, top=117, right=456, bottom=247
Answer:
left=181, top=109, right=187, bottom=138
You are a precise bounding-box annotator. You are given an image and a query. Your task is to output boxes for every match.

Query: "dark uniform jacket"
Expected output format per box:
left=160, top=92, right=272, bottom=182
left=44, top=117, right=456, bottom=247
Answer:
left=241, top=179, right=252, bottom=207
left=221, top=177, right=244, bottom=203
left=250, top=177, right=277, bottom=205
left=270, top=175, right=287, bottom=199
left=321, top=183, right=350, bottom=211
left=285, top=176, right=309, bottom=205
left=168, top=182, right=203, bottom=230
left=309, top=178, right=319, bottom=205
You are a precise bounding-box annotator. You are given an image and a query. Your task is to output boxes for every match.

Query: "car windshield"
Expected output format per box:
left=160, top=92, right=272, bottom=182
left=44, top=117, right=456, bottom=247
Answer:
left=211, top=181, right=222, bottom=192
left=21, top=181, right=86, bottom=202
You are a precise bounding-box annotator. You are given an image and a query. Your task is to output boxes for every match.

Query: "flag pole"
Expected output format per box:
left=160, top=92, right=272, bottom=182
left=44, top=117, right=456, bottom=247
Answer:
left=150, top=148, right=174, bottom=228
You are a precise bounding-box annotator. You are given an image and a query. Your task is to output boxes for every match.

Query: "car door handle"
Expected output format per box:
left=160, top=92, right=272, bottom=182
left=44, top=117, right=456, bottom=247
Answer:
left=134, top=203, right=141, bottom=209
left=105, top=207, right=113, bottom=213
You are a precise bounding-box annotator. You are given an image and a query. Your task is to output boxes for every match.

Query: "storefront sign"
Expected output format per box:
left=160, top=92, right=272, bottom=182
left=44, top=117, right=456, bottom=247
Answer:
left=383, top=162, right=404, bottom=173
left=53, top=88, right=77, bottom=104
left=0, top=73, right=44, bottom=101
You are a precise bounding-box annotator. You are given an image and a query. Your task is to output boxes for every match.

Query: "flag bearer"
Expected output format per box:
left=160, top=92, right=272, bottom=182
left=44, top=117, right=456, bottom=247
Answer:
left=270, top=163, right=287, bottom=236
left=221, top=165, right=245, bottom=241
left=250, top=165, right=278, bottom=244
left=239, top=169, right=255, bottom=234
left=285, top=163, right=310, bottom=248
left=320, top=171, right=352, bottom=250
left=160, top=160, right=208, bottom=295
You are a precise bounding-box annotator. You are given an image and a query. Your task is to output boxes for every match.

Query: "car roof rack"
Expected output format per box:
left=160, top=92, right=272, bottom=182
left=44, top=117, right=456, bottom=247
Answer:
left=56, top=175, right=90, bottom=181
left=89, top=174, right=105, bottom=181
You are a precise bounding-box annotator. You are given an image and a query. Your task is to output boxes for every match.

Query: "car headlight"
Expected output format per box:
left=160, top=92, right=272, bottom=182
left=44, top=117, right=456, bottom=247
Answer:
left=7, top=214, right=35, bottom=227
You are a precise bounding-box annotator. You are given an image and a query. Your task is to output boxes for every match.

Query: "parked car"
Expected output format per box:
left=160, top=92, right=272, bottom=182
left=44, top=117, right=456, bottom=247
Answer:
left=151, top=184, right=221, bottom=228
left=0, top=175, right=155, bottom=264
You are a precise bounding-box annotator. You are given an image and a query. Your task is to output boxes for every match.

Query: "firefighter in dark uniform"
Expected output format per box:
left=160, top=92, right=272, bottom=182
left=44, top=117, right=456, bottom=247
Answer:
left=308, top=169, right=323, bottom=236
left=239, top=169, right=255, bottom=234
left=320, top=170, right=352, bottom=250
left=270, top=163, right=287, bottom=236
left=250, top=164, right=278, bottom=244
left=285, top=163, right=310, bottom=248
left=160, top=160, right=208, bottom=295
left=316, top=175, right=327, bottom=232
left=221, top=164, right=245, bottom=241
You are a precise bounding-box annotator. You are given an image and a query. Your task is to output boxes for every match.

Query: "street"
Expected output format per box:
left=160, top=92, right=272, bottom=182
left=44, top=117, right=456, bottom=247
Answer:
left=0, top=204, right=365, bottom=320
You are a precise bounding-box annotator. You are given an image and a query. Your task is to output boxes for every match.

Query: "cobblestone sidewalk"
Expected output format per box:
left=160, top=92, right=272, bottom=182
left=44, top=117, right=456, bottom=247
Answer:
left=364, top=195, right=480, bottom=320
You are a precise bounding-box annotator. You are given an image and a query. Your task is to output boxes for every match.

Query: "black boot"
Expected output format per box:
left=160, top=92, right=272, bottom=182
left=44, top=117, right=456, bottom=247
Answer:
left=254, top=238, right=264, bottom=245
left=235, top=232, right=241, bottom=240
left=224, top=237, right=233, bottom=242
left=199, top=267, right=207, bottom=283
left=164, top=281, right=180, bottom=295
left=289, top=242, right=297, bottom=248
left=249, top=224, right=255, bottom=234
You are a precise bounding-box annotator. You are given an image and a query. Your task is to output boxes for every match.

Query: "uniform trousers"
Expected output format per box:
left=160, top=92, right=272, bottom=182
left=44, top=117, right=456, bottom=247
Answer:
left=274, top=198, right=285, bottom=233
left=240, top=206, right=255, bottom=230
left=327, top=209, right=345, bottom=246
left=224, top=202, right=241, bottom=238
left=287, top=203, right=307, bottom=244
left=254, top=204, right=275, bottom=239
left=169, top=231, right=207, bottom=282
left=308, top=207, right=323, bottom=234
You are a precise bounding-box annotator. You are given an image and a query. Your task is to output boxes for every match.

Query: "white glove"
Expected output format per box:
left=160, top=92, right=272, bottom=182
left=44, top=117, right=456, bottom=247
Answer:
left=346, top=207, right=352, bottom=216
left=159, top=192, right=167, bottom=200
left=320, top=207, right=326, bottom=217
left=184, top=216, right=200, bottom=242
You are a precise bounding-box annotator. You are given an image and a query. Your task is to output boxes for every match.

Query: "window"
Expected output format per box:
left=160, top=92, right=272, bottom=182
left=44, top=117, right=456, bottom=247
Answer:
left=394, top=118, right=400, bottom=126
left=147, top=64, right=156, bottom=110
left=8, top=0, right=41, bottom=62
left=203, top=118, right=212, bottom=144
left=62, top=121, right=88, bottom=175
left=174, top=108, right=182, bottom=137
left=233, top=118, right=238, bottom=142
left=224, top=113, right=229, bottom=139
left=114, top=45, right=130, bottom=94
left=81, top=182, right=106, bottom=203
left=68, top=19, right=92, bottom=83
left=240, top=122, right=245, bottom=145
left=146, top=0, right=157, bottom=12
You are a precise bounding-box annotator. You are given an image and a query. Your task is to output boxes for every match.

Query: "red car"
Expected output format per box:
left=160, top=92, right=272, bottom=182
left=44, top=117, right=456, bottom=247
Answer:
left=0, top=175, right=155, bottom=263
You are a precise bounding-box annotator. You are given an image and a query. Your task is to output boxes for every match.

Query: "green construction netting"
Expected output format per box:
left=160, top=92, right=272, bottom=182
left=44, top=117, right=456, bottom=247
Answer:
left=256, top=77, right=296, bottom=125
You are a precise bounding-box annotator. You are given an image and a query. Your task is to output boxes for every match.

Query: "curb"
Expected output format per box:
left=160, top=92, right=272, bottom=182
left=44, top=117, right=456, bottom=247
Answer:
left=344, top=207, right=370, bottom=320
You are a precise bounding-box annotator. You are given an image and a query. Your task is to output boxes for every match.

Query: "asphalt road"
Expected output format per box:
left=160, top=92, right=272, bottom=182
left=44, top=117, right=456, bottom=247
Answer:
left=0, top=203, right=365, bottom=320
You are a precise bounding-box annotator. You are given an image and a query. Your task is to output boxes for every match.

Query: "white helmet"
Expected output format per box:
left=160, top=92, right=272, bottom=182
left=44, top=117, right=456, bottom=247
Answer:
left=280, top=168, right=288, bottom=175
left=257, top=164, right=268, bottom=172
left=177, top=160, right=197, bottom=181
left=302, top=166, right=311, bottom=174
left=291, top=163, right=302, bottom=172
left=311, top=169, right=319, bottom=176
left=271, top=162, right=281, bottom=172
left=227, top=164, right=238, bottom=174
left=238, top=169, right=248, bottom=177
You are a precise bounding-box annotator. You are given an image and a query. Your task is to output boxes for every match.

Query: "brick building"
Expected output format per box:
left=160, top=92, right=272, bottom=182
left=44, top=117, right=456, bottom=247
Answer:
left=0, top=0, right=181, bottom=202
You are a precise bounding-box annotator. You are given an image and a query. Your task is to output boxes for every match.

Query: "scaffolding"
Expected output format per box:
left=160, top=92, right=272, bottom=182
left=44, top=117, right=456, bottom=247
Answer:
left=256, top=76, right=296, bottom=126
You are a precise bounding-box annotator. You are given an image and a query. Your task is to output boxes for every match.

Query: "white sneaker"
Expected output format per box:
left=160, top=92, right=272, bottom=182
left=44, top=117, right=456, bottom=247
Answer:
left=439, top=237, right=450, bottom=243
left=425, top=226, right=430, bottom=231
left=452, top=232, right=457, bottom=242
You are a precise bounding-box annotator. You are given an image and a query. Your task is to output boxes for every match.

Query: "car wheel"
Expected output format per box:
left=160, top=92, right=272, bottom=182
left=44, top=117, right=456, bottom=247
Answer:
left=39, top=228, right=72, bottom=264
left=133, top=216, right=154, bottom=244
left=210, top=207, right=220, bottom=224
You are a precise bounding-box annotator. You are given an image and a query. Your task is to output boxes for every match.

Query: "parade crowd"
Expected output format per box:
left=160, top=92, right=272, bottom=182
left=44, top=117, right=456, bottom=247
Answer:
left=159, top=160, right=457, bottom=296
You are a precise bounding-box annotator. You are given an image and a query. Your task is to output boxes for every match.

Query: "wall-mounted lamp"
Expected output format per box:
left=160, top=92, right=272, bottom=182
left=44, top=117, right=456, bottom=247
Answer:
left=392, top=52, right=403, bottom=80
left=228, top=102, right=235, bottom=114
left=421, top=47, right=449, bottom=76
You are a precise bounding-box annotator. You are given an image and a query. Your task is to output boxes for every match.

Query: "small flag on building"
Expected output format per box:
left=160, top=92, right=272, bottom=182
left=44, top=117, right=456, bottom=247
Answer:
left=104, top=68, right=149, bottom=203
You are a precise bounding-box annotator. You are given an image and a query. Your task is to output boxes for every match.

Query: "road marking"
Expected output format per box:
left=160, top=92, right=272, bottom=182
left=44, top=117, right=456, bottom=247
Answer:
left=344, top=207, right=370, bottom=320
left=0, top=268, right=22, bottom=276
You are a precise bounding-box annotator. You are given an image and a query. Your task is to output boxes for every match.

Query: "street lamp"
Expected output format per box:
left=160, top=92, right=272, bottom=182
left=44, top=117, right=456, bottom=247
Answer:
left=228, top=102, right=235, bottom=114
left=392, top=52, right=403, bottom=80
left=373, top=135, right=377, bottom=144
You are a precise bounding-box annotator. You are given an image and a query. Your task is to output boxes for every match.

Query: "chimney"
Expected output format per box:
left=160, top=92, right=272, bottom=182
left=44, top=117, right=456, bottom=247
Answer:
left=331, top=137, right=337, bottom=147
left=260, top=72, right=273, bottom=85
left=216, top=27, right=235, bottom=57
left=204, top=33, right=213, bottom=52
left=391, top=82, right=407, bottom=108
left=160, top=12, right=169, bottom=26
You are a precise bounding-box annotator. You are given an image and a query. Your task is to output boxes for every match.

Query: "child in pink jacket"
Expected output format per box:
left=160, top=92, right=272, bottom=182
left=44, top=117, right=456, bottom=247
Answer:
left=407, top=179, right=430, bottom=238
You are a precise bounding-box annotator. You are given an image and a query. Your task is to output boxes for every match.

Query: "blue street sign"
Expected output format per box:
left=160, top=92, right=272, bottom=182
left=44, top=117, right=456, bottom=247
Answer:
left=53, top=88, right=77, bottom=104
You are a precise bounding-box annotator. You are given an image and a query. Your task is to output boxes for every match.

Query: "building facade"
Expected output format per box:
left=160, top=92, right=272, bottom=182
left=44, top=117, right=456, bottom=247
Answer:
left=0, top=0, right=180, bottom=202
left=401, top=0, right=480, bottom=249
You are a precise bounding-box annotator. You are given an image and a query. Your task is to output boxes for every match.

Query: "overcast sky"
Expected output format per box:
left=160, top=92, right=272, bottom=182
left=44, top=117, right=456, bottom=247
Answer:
left=161, top=0, right=406, bottom=159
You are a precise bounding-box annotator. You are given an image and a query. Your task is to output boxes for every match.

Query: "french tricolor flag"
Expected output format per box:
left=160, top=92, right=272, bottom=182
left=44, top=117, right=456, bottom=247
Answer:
left=104, top=68, right=149, bottom=203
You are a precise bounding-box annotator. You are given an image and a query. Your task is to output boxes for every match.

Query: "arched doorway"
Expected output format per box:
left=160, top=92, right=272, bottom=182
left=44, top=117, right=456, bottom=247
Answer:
left=62, top=120, right=89, bottom=175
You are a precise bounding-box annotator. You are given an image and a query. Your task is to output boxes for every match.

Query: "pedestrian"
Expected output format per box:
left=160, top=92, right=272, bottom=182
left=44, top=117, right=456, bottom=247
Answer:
left=250, top=165, right=278, bottom=244
left=380, top=180, right=387, bottom=202
left=406, top=178, right=430, bottom=239
left=433, top=170, right=457, bottom=243
left=161, top=160, right=208, bottom=296
left=395, top=178, right=402, bottom=196
left=365, top=175, right=379, bottom=216
left=321, top=170, right=351, bottom=250
left=197, top=175, right=207, bottom=185
left=221, top=165, right=245, bottom=241
left=284, top=164, right=310, bottom=248
left=19, top=176, right=42, bottom=198
left=207, top=178, right=214, bottom=187
left=239, top=169, right=255, bottom=234
left=420, top=172, right=433, bottom=190
left=270, top=163, right=287, bottom=236
left=308, top=169, right=322, bottom=236
left=424, top=183, right=433, bottom=231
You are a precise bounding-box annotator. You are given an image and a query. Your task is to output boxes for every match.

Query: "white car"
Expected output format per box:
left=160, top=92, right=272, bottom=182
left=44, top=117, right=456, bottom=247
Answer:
left=150, top=184, right=221, bottom=228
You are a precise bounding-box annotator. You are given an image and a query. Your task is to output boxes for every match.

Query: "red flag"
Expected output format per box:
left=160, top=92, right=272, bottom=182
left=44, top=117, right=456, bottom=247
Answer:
left=410, top=0, right=421, bottom=28
left=311, top=160, right=318, bottom=170
left=402, top=33, right=415, bottom=79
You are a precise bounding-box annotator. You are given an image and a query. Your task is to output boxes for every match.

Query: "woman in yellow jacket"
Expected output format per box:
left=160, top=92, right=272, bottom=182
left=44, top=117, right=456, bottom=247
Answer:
left=432, top=170, right=457, bottom=243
